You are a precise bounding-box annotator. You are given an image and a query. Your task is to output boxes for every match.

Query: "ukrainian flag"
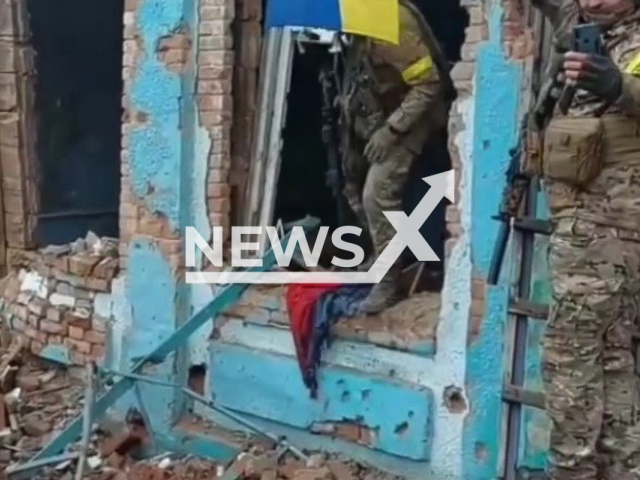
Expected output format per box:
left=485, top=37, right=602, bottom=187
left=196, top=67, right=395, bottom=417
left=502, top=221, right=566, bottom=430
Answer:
left=265, top=0, right=399, bottom=44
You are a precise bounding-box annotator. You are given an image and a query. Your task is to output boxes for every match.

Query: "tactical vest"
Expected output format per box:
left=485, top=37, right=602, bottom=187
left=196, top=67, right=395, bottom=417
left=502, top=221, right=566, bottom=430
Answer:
left=542, top=10, right=640, bottom=232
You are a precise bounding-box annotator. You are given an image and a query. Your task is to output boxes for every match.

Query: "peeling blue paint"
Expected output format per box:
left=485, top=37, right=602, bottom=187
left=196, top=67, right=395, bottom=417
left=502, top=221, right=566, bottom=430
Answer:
left=124, top=0, right=199, bottom=437
left=211, top=343, right=434, bottom=461
left=130, top=0, right=185, bottom=228
left=40, top=345, right=72, bottom=366
left=125, top=239, right=177, bottom=429
left=464, top=0, right=523, bottom=479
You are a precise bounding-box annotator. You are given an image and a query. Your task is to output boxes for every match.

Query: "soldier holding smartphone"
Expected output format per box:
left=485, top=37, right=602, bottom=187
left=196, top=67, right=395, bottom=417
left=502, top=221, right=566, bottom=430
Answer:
left=530, top=0, right=640, bottom=479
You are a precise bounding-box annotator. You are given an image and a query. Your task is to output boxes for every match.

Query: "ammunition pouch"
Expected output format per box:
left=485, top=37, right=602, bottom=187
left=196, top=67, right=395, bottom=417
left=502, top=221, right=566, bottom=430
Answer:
left=542, top=116, right=604, bottom=188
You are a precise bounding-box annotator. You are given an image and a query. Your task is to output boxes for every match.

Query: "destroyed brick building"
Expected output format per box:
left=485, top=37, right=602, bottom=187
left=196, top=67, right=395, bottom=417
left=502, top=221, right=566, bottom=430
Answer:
left=0, top=0, right=554, bottom=479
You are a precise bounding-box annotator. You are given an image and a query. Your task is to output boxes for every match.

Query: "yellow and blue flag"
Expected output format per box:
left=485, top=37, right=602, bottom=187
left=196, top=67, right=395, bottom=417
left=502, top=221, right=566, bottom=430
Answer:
left=265, top=0, right=399, bottom=44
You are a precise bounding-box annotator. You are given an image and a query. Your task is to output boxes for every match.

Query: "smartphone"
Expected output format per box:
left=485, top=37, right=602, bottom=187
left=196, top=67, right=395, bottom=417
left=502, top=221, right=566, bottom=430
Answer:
left=573, top=23, right=603, bottom=54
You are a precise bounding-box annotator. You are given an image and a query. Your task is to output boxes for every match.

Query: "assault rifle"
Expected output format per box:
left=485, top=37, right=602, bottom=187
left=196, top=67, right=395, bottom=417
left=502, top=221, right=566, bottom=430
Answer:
left=487, top=116, right=531, bottom=285
left=319, top=64, right=350, bottom=226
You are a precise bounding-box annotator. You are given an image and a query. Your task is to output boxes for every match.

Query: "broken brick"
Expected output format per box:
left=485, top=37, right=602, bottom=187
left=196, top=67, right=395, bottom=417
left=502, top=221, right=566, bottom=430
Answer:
left=64, top=309, right=91, bottom=329
left=327, top=461, right=358, bottom=480
left=53, top=255, right=70, bottom=272
left=40, top=320, right=65, bottom=335
left=65, top=338, right=91, bottom=354
left=293, top=467, right=335, bottom=480
left=86, top=277, right=110, bottom=292
left=85, top=330, right=106, bottom=345
left=22, top=413, right=52, bottom=437
left=27, top=314, right=40, bottom=329
left=69, top=254, right=101, bottom=277
left=68, top=325, right=84, bottom=340
left=46, top=307, right=61, bottom=322
left=93, top=257, right=119, bottom=279
left=17, top=374, right=40, bottom=392
left=27, top=298, right=46, bottom=316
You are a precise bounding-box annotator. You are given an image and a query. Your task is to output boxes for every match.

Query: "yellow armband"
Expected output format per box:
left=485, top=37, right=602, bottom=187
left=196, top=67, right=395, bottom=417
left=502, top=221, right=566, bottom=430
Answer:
left=402, top=56, right=433, bottom=85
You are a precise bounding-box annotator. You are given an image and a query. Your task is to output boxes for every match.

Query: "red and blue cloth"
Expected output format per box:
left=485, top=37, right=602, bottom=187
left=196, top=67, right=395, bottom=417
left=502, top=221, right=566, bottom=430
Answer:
left=286, top=283, right=372, bottom=398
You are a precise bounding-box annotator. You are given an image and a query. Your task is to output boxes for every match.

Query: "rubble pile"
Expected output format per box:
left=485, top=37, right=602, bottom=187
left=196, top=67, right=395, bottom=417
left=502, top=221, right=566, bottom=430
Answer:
left=0, top=332, right=399, bottom=480
left=0, top=335, right=85, bottom=474
left=213, top=449, right=399, bottom=480
left=0, top=230, right=120, bottom=366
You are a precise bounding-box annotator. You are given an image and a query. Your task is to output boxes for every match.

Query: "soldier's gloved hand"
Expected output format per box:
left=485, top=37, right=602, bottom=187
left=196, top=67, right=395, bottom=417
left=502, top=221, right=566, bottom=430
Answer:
left=563, top=51, right=622, bottom=102
left=364, top=124, right=398, bottom=164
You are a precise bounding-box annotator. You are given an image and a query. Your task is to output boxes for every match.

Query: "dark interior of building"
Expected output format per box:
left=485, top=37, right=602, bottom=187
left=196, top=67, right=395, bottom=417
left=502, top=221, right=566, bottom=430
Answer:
left=27, top=0, right=124, bottom=246
left=274, top=0, right=469, bottom=274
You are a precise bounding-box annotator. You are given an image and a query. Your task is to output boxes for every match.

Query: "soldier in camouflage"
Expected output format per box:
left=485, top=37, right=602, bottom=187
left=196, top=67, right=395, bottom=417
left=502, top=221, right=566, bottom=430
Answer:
left=532, top=0, right=640, bottom=478
left=337, top=0, right=453, bottom=314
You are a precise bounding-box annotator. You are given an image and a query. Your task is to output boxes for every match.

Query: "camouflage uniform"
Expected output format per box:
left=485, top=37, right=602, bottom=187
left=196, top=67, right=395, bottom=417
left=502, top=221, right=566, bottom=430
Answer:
left=339, top=0, right=452, bottom=312
left=533, top=2, right=640, bottom=479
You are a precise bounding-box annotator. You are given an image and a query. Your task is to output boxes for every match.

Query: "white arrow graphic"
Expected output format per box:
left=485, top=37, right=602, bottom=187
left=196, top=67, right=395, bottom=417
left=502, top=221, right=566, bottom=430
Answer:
left=186, top=170, right=455, bottom=284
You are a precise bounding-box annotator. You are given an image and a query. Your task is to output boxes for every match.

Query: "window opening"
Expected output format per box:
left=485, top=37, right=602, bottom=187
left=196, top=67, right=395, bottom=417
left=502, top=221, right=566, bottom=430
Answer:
left=27, top=0, right=124, bottom=246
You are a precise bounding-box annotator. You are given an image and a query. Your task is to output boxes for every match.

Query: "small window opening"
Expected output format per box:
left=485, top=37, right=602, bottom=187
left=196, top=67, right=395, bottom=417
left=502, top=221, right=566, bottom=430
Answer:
left=27, top=0, right=124, bottom=246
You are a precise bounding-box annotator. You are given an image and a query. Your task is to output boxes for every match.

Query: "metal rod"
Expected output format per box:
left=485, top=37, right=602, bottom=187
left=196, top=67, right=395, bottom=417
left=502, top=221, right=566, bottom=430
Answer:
left=503, top=385, right=546, bottom=410
left=74, top=363, right=96, bottom=480
left=102, top=368, right=308, bottom=460
left=37, top=208, right=118, bottom=219
left=6, top=453, right=79, bottom=477
left=504, top=176, right=539, bottom=480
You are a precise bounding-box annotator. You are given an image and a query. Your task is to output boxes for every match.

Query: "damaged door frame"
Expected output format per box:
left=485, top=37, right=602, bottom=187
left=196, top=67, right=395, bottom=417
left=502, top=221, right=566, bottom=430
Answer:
left=244, top=27, right=337, bottom=255
left=244, top=26, right=295, bottom=252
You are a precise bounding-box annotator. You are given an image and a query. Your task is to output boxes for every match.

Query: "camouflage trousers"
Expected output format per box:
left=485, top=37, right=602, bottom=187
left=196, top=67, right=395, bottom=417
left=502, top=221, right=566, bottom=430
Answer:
left=544, top=217, right=640, bottom=480
left=342, top=140, right=418, bottom=258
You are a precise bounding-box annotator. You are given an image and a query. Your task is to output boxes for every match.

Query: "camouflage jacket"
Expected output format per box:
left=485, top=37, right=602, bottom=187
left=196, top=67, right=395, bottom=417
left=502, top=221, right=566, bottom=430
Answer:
left=535, top=1, right=640, bottom=231
left=340, top=0, right=452, bottom=153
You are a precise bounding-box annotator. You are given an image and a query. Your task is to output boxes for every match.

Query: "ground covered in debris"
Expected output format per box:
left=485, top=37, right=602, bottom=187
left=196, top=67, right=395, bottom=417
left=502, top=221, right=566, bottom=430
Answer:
left=0, top=334, right=85, bottom=477
left=0, top=332, right=401, bottom=480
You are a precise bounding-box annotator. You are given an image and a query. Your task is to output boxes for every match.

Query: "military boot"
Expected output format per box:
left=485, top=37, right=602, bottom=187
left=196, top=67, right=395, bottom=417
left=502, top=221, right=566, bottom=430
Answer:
left=360, top=265, right=403, bottom=315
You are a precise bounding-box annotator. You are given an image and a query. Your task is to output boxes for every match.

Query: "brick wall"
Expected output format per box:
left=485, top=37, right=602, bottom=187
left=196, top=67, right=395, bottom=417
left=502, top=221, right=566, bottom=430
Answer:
left=229, top=0, right=261, bottom=226
left=0, top=0, right=39, bottom=250
left=445, top=2, right=487, bottom=262
left=198, top=0, right=235, bottom=236
left=0, top=241, right=119, bottom=363
left=119, top=0, right=186, bottom=272
left=447, top=0, right=536, bottom=336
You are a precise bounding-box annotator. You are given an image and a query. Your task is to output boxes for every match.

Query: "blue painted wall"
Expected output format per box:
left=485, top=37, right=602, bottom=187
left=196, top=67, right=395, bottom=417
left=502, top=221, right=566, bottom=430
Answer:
left=117, top=0, right=200, bottom=437
left=464, top=0, right=525, bottom=479
left=211, top=343, right=435, bottom=461
left=105, top=0, right=549, bottom=476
